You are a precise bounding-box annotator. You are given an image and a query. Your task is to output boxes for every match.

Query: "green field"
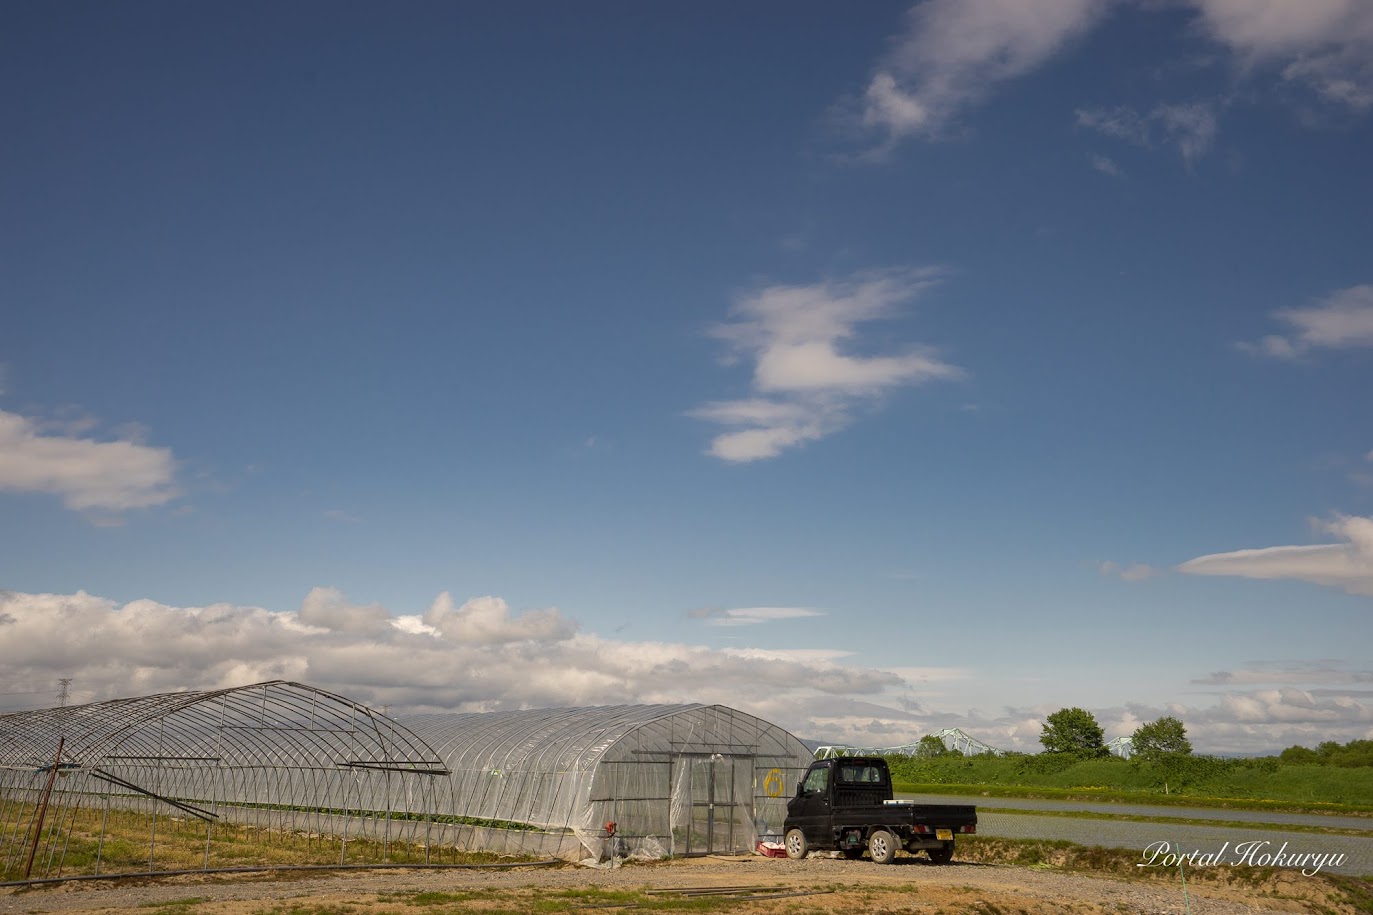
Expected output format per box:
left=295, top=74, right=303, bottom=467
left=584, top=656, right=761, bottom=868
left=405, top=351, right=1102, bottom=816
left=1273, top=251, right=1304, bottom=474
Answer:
left=886, top=753, right=1373, bottom=814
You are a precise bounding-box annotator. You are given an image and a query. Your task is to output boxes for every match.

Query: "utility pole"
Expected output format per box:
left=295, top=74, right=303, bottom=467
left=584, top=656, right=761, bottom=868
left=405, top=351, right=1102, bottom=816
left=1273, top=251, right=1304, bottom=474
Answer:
left=57, top=678, right=72, bottom=707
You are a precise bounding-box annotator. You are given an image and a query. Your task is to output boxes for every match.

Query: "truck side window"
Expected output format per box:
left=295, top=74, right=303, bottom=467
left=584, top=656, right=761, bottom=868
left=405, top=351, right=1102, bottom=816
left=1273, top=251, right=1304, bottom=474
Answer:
left=802, top=766, right=828, bottom=796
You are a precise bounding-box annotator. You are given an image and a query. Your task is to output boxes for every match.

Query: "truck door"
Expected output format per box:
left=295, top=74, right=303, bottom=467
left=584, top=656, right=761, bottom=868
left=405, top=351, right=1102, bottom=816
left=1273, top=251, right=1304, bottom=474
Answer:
left=789, top=763, right=830, bottom=842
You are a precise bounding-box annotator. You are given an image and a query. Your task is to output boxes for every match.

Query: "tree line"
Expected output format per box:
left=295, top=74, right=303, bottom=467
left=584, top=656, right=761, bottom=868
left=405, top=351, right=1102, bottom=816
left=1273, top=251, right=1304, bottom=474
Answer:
left=912, top=708, right=1370, bottom=766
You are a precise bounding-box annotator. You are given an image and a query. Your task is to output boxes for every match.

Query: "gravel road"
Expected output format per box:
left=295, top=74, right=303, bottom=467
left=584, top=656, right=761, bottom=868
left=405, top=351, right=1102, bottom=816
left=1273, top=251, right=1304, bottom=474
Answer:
left=0, top=855, right=1344, bottom=915
left=898, top=792, right=1373, bottom=830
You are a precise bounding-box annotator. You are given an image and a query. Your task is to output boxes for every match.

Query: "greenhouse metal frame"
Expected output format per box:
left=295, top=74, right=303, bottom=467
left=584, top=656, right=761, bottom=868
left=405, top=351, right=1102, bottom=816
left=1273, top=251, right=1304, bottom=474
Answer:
left=404, top=703, right=812, bottom=861
left=0, top=681, right=452, bottom=881
left=2, top=684, right=813, bottom=880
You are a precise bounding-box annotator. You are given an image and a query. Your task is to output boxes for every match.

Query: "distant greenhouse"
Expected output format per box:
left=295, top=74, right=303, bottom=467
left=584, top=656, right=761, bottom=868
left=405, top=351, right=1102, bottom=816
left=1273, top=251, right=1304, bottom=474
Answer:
left=404, top=704, right=812, bottom=860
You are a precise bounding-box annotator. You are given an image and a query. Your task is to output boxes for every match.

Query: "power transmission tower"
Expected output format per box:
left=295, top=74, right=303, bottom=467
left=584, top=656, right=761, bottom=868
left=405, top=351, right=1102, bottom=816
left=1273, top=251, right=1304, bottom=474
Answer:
left=57, top=678, right=72, bottom=707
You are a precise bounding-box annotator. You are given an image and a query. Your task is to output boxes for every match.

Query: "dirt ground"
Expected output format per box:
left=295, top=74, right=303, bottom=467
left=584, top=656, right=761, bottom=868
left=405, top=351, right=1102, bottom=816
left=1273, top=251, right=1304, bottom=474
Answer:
left=4, top=853, right=1366, bottom=915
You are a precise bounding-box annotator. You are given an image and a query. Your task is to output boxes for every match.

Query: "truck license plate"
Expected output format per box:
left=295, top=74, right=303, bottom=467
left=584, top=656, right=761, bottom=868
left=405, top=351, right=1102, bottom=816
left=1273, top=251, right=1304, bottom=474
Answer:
left=936, top=829, right=953, bottom=841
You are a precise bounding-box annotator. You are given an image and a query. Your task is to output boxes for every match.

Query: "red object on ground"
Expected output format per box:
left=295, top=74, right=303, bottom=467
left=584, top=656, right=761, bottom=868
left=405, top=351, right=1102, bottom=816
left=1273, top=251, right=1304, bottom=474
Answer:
left=755, top=841, right=787, bottom=858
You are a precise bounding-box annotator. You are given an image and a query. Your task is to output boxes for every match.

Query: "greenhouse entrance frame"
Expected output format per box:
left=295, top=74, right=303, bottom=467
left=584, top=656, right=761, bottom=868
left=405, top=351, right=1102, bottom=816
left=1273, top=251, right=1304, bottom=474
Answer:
left=676, top=752, right=754, bottom=857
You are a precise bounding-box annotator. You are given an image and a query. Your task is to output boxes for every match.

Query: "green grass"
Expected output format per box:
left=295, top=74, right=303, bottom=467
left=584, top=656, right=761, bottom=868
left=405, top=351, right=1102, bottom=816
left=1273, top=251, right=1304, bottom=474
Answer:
left=1326, top=873, right=1373, bottom=914
left=887, top=754, right=1373, bottom=814
left=140, top=898, right=212, bottom=909
left=1, top=802, right=528, bottom=882
left=271, top=887, right=822, bottom=914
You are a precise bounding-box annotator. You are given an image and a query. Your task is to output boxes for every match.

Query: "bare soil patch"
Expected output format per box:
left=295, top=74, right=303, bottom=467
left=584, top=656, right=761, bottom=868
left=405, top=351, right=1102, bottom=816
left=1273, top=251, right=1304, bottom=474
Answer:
left=2, top=854, right=1366, bottom=915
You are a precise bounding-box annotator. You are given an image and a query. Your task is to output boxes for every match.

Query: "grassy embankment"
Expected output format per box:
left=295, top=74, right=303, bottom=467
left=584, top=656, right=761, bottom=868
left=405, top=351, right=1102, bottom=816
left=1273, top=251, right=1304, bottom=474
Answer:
left=887, top=753, right=1373, bottom=815
left=0, top=802, right=521, bottom=883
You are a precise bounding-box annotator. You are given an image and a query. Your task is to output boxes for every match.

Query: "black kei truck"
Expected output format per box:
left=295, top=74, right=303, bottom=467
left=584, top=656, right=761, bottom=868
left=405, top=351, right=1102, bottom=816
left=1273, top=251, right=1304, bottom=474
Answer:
left=783, top=757, right=977, bottom=864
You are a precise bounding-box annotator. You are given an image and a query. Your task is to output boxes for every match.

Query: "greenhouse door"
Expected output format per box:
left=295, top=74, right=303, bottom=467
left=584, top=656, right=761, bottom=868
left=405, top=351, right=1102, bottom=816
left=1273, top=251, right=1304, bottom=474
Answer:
left=681, top=755, right=753, bottom=855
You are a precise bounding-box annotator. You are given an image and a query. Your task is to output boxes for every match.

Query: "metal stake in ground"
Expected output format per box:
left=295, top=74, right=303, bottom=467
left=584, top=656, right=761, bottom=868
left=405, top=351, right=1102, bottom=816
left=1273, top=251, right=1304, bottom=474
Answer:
left=23, top=737, right=64, bottom=880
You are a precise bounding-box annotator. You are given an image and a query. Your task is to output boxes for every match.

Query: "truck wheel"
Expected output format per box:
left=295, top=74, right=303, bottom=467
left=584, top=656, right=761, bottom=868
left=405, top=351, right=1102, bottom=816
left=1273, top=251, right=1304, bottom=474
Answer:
left=784, top=828, right=809, bottom=859
left=868, top=829, right=898, bottom=864
left=927, top=842, right=954, bottom=865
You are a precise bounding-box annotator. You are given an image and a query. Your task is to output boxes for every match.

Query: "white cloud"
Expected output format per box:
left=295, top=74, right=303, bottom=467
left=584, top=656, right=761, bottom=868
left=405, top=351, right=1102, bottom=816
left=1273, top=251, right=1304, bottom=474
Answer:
left=1152, top=102, right=1219, bottom=163
left=692, top=269, right=962, bottom=462
left=692, top=607, right=824, bottom=627
left=1178, top=514, right=1373, bottom=596
left=1076, top=106, right=1151, bottom=144
left=0, top=408, right=179, bottom=513
left=0, top=589, right=907, bottom=737
left=298, top=586, right=391, bottom=634
left=859, top=0, right=1107, bottom=143
left=5, top=589, right=1366, bottom=754
left=1089, top=153, right=1123, bottom=176
left=1188, top=0, right=1373, bottom=109
left=422, top=592, right=578, bottom=644
left=1076, top=101, right=1219, bottom=163
left=1193, top=662, right=1373, bottom=687
left=1098, top=561, right=1160, bottom=582
left=1240, top=285, right=1373, bottom=358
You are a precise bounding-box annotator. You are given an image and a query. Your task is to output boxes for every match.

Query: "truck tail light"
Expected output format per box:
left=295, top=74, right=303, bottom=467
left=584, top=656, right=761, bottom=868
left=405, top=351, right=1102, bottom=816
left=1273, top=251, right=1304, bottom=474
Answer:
left=960, top=825, right=976, bottom=834
left=912, top=825, right=930, bottom=834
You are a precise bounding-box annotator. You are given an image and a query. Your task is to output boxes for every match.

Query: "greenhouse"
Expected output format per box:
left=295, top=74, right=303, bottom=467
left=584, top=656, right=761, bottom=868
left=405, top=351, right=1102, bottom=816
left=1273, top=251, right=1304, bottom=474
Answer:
left=0, top=681, right=452, bottom=881
left=404, top=703, right=812, bottom=861
left=1, top=684, right=813, bottom=881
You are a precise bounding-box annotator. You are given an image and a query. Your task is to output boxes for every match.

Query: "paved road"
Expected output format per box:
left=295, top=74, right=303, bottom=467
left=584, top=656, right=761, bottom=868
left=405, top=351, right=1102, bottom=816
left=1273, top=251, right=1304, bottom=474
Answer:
left=897, top=792, right=1373, bottom=831
left=896, top=792, right=1373, bottom=876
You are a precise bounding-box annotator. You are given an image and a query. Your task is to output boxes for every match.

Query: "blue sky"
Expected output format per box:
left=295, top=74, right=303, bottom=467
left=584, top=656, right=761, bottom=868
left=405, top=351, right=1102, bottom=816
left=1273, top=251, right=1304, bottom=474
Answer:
left=2, top=0, right=1371, bottom=753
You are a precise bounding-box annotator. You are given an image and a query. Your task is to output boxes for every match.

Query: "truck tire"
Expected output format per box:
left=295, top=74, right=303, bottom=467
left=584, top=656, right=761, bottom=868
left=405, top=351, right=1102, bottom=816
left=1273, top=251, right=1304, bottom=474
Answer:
left=868, top=829, right=898, bottom=864
left=784, top=828, right=809, bottom=860
left=927, top=842, right=954, bottom=865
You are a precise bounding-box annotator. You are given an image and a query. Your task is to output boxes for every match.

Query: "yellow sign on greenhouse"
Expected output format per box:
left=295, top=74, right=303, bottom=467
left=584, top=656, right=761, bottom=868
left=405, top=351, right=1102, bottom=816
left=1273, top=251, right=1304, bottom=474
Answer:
left=763, top=767, right=785, bottom=797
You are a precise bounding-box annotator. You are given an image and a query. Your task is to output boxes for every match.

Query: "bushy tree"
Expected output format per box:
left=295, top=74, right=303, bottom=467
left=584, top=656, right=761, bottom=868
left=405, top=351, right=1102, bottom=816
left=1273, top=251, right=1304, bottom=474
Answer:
left=1279, top=744, right=1320, bottom=765
left=916, top=734, right=951, bottom=758
left=1280, top=739, right=1373, bottom=767
left=1131, top=716, right=1192, bottom=761
left=1039, top=707, right=1106, bottom=756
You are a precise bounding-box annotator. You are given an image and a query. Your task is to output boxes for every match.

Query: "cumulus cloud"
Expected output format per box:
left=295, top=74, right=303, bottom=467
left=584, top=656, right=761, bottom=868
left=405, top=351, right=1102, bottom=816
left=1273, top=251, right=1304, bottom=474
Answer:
left=5, top=588, right=1368, bottom=752
left=692, top=268, right=961, bottom=461
left=1178, top=514, right=1373, bottom=596
left=422, top=592, right=577, bottom=644
left=1076, top=101, right=1219, bottom=164
left=0, top=589, right=903, bottom=736
left=1188, top=0, right=1373, bottom=109
left=1239, top=284, right=1373, bottom=358
left=297, top=587, right=391, bottom=633
left=0, top=409, right=178, bottom=513
left=858, top=0, right=1107, bottom=144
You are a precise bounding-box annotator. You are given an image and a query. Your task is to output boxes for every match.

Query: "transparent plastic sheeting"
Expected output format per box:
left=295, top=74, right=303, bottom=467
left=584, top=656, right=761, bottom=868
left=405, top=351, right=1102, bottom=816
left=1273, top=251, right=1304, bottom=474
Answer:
left=403, top=704, right=812, bottom=860
left=0, top=681, right=452, bottom=880
left=1, top=685, right=812, bottom=877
